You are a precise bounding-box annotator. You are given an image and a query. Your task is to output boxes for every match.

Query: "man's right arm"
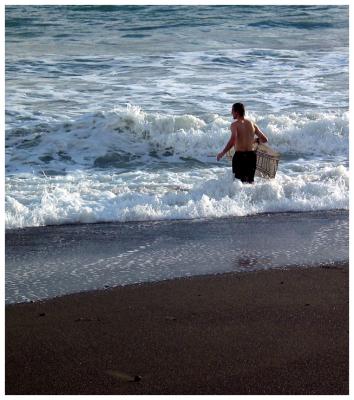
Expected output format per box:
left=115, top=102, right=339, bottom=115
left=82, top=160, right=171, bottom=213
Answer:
left=217, top=123, right=237, bottom=161
left=254, top=124, right=268, bottom=143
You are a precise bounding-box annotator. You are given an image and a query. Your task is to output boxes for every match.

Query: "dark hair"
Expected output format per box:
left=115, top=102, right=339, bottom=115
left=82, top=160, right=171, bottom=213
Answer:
left=232, top=102, right=245, bottom=117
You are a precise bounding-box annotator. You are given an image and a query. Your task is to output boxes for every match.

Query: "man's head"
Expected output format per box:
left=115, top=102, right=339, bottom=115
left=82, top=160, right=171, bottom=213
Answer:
left=232, top=102, right=245, bottom=119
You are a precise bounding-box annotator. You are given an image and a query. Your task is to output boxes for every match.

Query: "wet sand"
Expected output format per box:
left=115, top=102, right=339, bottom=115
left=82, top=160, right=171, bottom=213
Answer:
left=6, top=262, right=348, bottom=395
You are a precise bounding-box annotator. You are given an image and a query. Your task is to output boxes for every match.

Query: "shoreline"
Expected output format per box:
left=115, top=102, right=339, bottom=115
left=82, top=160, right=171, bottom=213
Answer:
left=6, top=209, right=349, bottom=304
left=8, top=259, right=350, bottom=307
left=6, top=263, right=348, bottom=395
left=5, top=208, right=349, bottom=233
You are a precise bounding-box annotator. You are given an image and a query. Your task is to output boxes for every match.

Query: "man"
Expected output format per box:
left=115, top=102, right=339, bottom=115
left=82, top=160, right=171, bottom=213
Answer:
left=217, top=103, right=268, bottom=183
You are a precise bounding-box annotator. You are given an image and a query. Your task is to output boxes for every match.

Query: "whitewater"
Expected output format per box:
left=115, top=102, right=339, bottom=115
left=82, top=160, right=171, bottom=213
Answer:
left=5, top=5, right=349, bottom=229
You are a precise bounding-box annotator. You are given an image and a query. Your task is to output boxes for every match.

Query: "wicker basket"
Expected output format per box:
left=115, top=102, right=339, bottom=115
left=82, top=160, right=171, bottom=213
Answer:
left=255, top=144, right=280, bottom=179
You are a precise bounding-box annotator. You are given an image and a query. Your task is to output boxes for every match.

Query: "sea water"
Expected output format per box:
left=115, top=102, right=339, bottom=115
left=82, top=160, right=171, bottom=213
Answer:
left=5, top=5, right=349, bottom=229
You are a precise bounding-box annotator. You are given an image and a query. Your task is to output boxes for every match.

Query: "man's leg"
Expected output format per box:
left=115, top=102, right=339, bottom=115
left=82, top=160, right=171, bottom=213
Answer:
left=246, top=152, right=257, bottom=183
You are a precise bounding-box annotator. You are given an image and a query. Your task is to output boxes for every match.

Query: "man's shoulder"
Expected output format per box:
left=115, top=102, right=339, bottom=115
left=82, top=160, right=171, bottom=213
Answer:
left=231, top=119, right=253, bottom=127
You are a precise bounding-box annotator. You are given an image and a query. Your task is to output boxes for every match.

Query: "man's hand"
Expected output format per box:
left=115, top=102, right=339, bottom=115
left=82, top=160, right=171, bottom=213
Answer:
left=217, top=151, right=224, bottom=161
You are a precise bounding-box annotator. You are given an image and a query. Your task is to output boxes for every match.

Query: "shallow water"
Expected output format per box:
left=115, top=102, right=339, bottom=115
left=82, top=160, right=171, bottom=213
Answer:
left=5, top=210, right=349, bottom=304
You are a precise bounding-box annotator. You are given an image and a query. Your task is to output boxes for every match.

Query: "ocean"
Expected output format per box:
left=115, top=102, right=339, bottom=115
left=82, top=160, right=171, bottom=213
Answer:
left=5, top=5, right=349, bottom=229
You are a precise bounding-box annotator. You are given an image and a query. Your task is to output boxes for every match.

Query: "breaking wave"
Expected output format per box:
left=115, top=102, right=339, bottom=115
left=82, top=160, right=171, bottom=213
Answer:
left=5, top=105, right=348, bottom=173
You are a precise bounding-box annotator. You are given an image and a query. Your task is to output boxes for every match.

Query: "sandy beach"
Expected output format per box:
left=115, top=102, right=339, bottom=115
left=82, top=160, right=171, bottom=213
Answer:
left=6, top=262, right=348, bottom=395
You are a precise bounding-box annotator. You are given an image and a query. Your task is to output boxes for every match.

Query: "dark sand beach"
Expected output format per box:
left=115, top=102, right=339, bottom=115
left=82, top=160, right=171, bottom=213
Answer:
left=6, top=262, right=348, bottom=395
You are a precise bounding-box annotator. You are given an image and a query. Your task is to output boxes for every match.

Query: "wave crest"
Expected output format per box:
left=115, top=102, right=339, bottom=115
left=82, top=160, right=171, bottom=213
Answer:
left=6, top=105, right=348, bottom=173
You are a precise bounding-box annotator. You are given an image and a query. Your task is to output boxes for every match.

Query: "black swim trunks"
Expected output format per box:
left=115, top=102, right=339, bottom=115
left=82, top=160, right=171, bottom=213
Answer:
left=232, top=151, right=257, bottom=183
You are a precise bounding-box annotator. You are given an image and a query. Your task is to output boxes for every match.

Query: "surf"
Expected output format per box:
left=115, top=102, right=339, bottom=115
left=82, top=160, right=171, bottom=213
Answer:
left=5, top=105, right=349, bottom=174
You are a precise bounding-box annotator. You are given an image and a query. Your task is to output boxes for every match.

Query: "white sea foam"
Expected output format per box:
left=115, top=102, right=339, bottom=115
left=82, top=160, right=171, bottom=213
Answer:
left=5, top=160, right=348, bottom=229
left=5, top=105, right=348, bottom=229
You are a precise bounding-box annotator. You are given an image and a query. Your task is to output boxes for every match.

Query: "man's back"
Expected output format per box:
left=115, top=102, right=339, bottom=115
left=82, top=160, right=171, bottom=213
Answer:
left=233, top=118, right=256, bottom=151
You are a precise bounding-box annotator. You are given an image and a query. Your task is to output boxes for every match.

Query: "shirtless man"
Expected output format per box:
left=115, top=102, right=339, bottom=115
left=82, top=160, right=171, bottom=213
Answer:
left=217, top=102, right=268, bottom=183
